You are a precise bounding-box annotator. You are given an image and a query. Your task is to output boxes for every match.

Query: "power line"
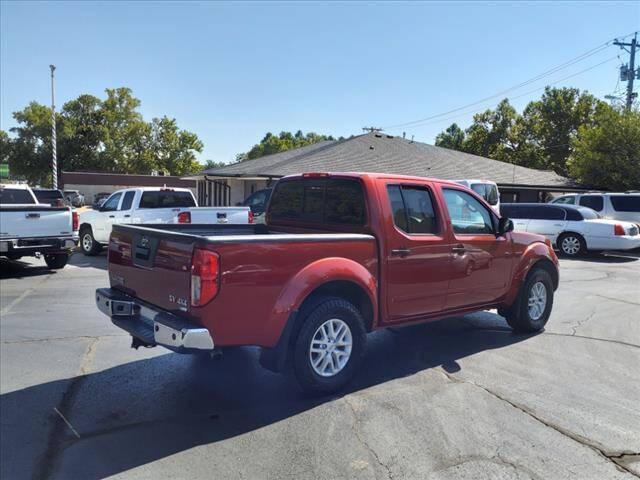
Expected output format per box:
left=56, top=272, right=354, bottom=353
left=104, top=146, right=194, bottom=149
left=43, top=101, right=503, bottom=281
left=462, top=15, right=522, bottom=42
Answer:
left=383, top=32, right=635, bottom=131
left=403, top=56, right=619, bottom=130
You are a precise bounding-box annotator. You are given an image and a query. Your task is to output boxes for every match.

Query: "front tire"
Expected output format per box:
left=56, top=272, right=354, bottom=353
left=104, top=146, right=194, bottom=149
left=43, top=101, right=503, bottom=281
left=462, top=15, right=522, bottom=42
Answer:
left=292, top=297, right=366, bottom=396
left=557, top=233, right=586, bottom=257
left=80, top=227, right=101, bottom=256
left=505, top=268, right=554, bottom=333
left=44, top=253, right=69, bottom=270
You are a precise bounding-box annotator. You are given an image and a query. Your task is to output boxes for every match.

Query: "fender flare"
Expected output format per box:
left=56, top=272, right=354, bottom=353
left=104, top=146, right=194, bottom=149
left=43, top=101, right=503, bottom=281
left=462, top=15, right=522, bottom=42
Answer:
left=259, top=257, right=377, bottom=373
left=503, top=241, right=559, bottom=306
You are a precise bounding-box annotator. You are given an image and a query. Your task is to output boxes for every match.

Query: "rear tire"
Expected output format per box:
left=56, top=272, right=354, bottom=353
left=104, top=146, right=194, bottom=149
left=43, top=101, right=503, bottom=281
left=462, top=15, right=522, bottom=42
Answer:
left=505, top=268, right=554, bottom=333
left=44, top=253, right=69, bottom=270
left=80, top=227, right=101, bottom=256
left=292, top=297, right=366, bottom=396
left=557, top=233, right=586, bottom=257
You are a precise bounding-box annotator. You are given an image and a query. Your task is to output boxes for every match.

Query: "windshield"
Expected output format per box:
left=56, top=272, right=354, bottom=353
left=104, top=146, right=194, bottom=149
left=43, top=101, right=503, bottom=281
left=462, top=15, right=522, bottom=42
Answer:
left=34, top=190, right=63, bottom=202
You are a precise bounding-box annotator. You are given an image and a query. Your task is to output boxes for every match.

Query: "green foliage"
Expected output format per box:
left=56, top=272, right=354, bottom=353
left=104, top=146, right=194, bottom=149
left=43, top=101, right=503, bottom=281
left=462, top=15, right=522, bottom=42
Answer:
left=4, top=88, right=203, bottom=186
left=568, top=108, right=640, bottom=190
left=238, top=130, right=341, bottom=162
left=435, top=87, right=610, bottom=178
left=202, top=159, right=226, bottom=170
left=434, top=123, right=465, bottom=150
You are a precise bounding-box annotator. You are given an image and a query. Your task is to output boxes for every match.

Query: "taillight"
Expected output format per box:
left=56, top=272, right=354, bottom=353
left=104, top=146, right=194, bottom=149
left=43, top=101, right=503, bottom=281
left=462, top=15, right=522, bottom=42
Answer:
left=177, top=211, right=191, bottom=224
left=191, top=248, right=219, bottom=307
left=72, top=211, right=79, bottom=231
left=248, top=210, right=254, bottom=224
left=614, top=224, right=626, bottom=236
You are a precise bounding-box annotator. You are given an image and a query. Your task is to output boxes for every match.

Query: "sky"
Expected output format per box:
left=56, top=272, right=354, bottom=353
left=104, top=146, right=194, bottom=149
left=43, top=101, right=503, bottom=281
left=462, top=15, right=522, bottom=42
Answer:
left=1, top=1, right=639, bottom=165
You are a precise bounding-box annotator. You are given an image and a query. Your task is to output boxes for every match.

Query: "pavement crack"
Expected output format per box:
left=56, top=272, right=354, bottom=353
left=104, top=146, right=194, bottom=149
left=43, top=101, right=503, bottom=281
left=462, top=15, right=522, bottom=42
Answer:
left=344, top=396, right=394, bottom=480
left=33, top=337, right=100, bottom=480
left=2, top=334, right=126, bottom=345
left=569, top=311, right=596, bottom=336
left=438, top=369, right=640, bottom=478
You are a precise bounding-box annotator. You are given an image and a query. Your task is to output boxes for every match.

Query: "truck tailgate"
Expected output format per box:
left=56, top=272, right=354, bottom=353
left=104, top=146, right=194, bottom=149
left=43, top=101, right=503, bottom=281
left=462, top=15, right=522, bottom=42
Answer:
left=108, top=225, right=196, bottom=315
left=0, top=206, right=73, bottom=239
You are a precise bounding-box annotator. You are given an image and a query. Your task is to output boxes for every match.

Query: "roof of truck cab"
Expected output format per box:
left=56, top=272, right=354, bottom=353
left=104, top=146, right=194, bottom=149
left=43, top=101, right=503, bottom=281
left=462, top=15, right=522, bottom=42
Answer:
left=279, top=171, right=464, bottom=187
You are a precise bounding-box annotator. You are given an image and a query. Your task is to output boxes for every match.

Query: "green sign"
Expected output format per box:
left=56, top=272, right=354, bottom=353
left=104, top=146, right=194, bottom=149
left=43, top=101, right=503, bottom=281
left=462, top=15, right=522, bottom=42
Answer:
left=0, top=163, right=8, bottom=180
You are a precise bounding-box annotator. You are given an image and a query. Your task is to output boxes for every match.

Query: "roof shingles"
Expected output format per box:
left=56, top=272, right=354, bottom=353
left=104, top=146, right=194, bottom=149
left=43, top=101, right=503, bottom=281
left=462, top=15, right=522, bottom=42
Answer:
left=203, top=133, right=573, bottom=187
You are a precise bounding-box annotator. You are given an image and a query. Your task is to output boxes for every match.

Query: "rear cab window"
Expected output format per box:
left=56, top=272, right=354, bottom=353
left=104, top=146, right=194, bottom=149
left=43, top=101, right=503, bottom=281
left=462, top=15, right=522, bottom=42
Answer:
left=139, top=190, right=196, bottom=209
left=268, top=177, right=367, bottom=230
left=0, top=188, right=37, bottom=204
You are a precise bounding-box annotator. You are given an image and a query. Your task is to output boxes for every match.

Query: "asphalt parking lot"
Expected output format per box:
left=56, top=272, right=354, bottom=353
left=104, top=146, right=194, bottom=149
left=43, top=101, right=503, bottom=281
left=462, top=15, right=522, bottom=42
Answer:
left=1, top=251, right=639, bottom=480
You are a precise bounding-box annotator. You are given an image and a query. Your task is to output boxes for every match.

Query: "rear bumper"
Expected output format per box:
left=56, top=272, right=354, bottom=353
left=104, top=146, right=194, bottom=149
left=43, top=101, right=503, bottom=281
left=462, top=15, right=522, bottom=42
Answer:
left=589, top=235, right=640, bottom=251
left=95, top=288, right=214, bottom=352
left=0, top=235, right=78, bottom=256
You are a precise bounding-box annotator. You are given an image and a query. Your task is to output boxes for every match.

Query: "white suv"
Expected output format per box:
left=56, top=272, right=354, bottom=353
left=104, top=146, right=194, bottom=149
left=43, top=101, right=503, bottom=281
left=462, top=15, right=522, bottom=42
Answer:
left=551, top=192, right=640, bottom=225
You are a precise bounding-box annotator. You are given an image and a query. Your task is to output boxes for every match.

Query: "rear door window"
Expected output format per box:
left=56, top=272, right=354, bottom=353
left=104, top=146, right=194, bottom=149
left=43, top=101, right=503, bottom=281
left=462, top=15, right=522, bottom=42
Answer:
left=386, top=185, right=437, bottom=234
left=139, top=191, right=196, bottom=209
left=579, top=195, right=604, bottom=211
left=610, top=196, right=640, bottom=212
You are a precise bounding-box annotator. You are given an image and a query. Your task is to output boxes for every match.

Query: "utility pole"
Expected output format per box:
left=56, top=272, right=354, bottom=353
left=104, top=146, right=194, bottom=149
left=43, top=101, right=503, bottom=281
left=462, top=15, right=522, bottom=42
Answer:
left=49, top=64, right=57, bottom=189
left=614, top=33, right=638, bottom=110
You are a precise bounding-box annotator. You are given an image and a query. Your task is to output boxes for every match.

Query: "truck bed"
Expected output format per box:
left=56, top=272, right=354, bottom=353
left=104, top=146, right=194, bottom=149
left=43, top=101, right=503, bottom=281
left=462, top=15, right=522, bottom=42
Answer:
left=108, top=223, right=378, bottom=347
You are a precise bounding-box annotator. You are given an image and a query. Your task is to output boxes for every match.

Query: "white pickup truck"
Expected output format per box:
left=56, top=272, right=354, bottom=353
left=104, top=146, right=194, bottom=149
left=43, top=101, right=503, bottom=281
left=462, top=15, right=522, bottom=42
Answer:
left=78, top=187, right=252, bottom=255
left=0, top=184, right=79, bottom=269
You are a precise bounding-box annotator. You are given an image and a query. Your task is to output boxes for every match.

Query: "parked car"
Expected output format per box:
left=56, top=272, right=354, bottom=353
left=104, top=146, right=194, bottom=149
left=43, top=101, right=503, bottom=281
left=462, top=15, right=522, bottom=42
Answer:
left=0, top=184, right=78, bottom=269
left=95, top=173, right=559, bottom=395
left=550, top=192, right=640, bottom=225
left=79, top=187, right=252, bottom=256
left=92, top=192, right=112, bottom=209
left=453, top=179, right=500, bottom=214
left=63, top=190, right=85, bottom=207
left=32, top=188, right=66, bottom=207
left=240, top=188, right=272, bottom=223
left=500, top=203, right=640, bottom=257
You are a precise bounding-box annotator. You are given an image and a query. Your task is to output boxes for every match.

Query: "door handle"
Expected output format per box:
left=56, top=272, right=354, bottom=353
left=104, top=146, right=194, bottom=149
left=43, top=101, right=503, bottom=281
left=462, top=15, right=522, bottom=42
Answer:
left=391, top=248, right=411, bottom=257
left=124, top=214, right=131, bottom=218
left=108, top=215, right=115, bottom=218
left=452, top=244, right=467, bottom=255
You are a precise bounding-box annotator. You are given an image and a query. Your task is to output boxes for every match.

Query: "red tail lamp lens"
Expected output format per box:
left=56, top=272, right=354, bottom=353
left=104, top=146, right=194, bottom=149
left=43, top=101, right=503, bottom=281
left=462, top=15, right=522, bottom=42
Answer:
left=191, top=248, right=219, bottom=307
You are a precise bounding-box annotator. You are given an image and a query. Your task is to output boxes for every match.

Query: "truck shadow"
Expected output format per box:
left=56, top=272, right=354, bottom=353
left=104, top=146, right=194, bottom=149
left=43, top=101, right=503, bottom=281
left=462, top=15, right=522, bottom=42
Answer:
left=0, top=314, right=534, bottom=479
left=0, top=258, right=55, bottom=279
left=67, top=251, right=108, bottom=270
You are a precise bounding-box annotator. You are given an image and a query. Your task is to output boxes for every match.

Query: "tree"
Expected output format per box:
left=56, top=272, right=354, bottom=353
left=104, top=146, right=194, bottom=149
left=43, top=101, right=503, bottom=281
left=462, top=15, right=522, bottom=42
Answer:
left=4, top=88, right=204, bottom=184
left=568, top=107, right=640, bottom=190
left=238, top=130, right=339, bottom=161
left=462, top=99, right=519, bottom=161
left=202, top=159, right=226, bottom=170
left=435, top=123, right=465, bottom=150
left=518, top=87, right=606, bottom=176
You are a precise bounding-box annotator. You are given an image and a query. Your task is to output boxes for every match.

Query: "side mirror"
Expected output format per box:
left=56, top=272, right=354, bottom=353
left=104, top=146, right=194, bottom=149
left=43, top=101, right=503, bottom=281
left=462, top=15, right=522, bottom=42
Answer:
left=236, top=202, right=243, bottom=206
left=497, top=217, right=514, bottom=237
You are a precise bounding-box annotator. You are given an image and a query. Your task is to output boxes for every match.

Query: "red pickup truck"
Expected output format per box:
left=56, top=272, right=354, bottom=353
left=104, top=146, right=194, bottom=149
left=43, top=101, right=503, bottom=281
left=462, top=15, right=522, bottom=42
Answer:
left=97, top=173, right=559, bottom=394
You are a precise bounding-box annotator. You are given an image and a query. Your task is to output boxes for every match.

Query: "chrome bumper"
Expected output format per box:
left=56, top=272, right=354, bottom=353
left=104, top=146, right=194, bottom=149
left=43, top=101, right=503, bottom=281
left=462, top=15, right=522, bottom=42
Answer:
left=95, top=288, right=214, bottom=352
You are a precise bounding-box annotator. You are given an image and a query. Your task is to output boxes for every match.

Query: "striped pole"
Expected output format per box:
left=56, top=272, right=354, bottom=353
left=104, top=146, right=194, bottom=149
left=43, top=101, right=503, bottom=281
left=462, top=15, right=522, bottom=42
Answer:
left=50, top=64, right=57, bottom=189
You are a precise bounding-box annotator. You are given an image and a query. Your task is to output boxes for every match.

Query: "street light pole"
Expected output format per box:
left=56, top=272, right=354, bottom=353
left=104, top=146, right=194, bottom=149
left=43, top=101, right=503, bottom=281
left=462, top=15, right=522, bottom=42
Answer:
left=49, top=64, right=57, bottom=189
